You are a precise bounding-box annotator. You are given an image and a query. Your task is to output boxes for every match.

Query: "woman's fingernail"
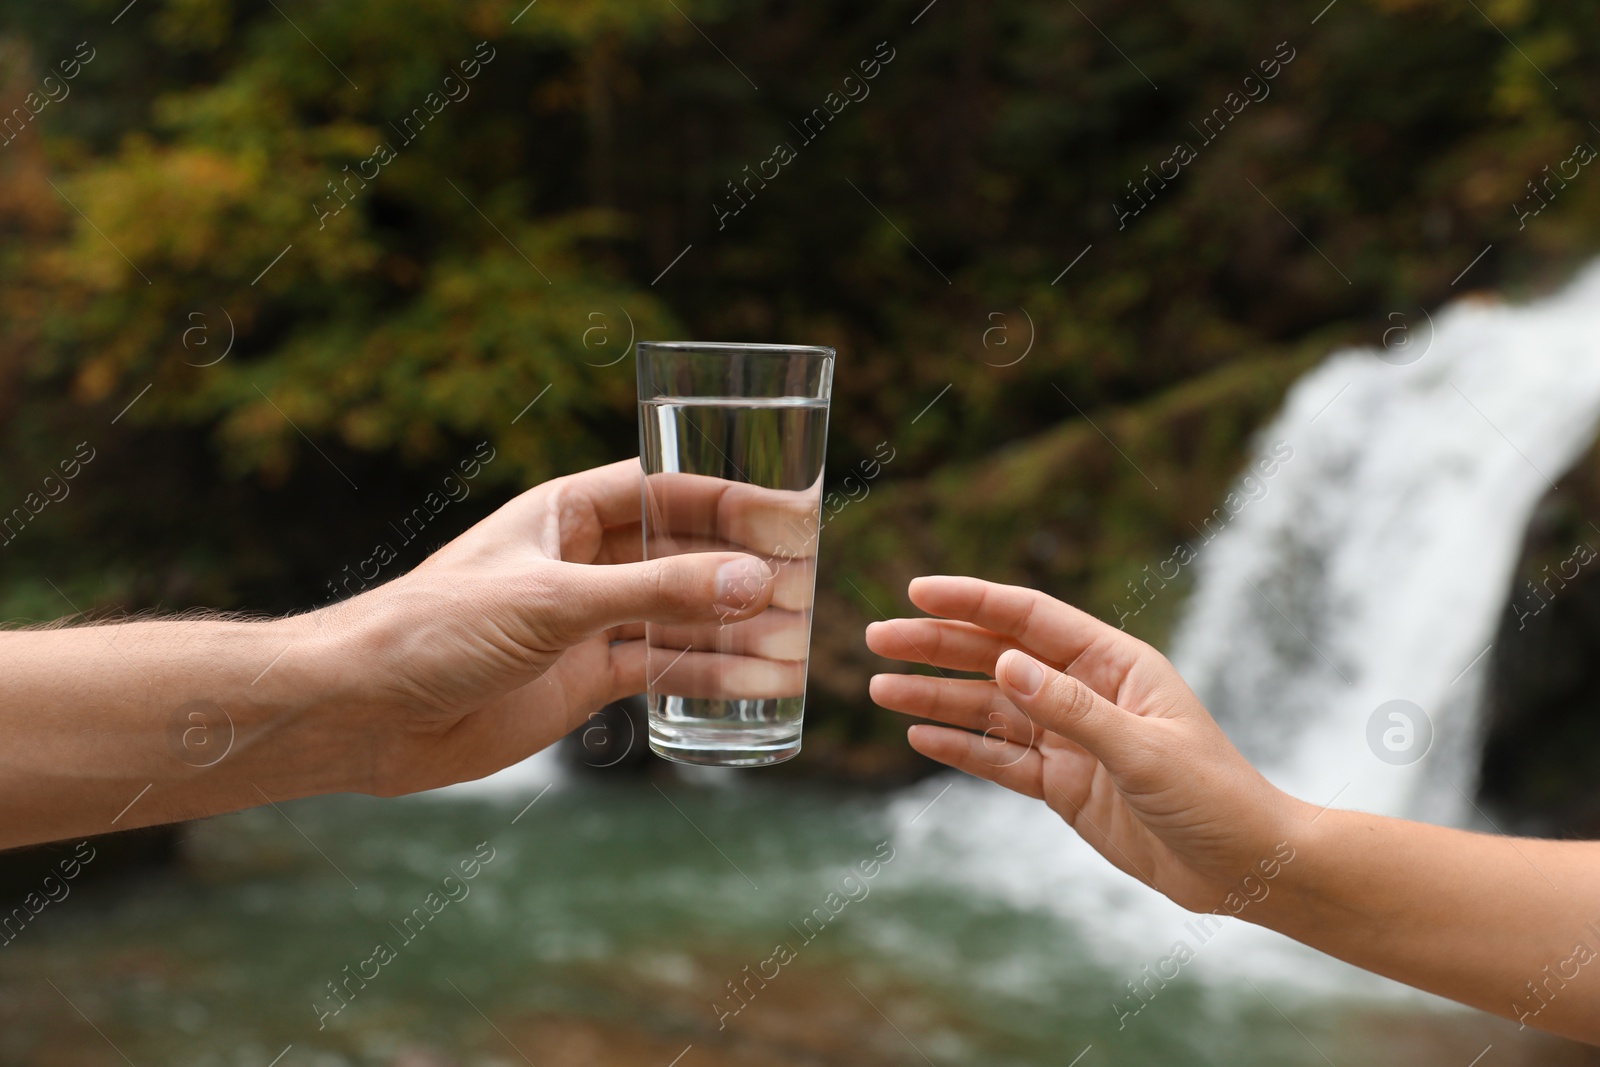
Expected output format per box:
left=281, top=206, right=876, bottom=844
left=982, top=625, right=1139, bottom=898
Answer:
left=715, top=557, right=768, bottom=610
left=1003, top=652, right=1045, bottom=696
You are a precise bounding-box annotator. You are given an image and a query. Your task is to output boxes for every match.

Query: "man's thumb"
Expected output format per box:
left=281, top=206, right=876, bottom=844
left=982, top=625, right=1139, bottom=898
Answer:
left=542, top=553, right=775, bottom=640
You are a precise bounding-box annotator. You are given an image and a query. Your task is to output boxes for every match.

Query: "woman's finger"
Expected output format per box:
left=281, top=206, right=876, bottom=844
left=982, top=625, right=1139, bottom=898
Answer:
left=905, top=724, right=1045, bottom=800
left=864, top=618, right=1018, bottom=674
left=907, top=576, right=1146, bottom=672
left=908, top=719, right=1159, bottom=892
left=869, top=674, right=1037, bottom=747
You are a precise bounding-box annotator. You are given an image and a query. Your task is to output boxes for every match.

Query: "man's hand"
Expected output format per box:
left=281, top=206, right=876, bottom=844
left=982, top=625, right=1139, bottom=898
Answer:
left=313, top=459, right=777, bottom=795
left=0, top=459, right=775, bottom=848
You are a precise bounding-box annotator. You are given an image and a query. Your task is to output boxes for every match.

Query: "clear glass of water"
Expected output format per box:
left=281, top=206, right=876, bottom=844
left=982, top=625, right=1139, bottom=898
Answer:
left=637, top=341, right=834, bottom=767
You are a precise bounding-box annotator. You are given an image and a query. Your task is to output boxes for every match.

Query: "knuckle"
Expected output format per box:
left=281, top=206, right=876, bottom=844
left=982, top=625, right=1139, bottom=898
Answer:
left=1116, top=718, right=1172, bottom=785
left=640, top=556, right=684, bottom=614
left=1009, top=592, right=1039, bottom=641
left=1054, top=674, right=1095, bottom=727
left=648, top=557, right=677, bottom=607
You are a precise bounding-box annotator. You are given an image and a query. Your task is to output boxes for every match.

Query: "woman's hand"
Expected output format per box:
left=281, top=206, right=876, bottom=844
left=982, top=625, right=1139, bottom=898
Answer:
left=865, top=575, right=1312, bottom=913
left=869, top=575, right=1600, bottom=1045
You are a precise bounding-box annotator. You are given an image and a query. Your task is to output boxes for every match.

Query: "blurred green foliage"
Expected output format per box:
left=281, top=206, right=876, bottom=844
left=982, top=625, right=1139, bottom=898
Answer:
left=0, top=0, right=1597, bottom=649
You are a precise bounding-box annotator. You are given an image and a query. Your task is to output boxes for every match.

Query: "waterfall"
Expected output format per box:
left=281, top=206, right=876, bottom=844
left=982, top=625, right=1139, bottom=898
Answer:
left=1170, top=263, right=1600, bottom=826
left=890, top=261, right=1600, bottom=989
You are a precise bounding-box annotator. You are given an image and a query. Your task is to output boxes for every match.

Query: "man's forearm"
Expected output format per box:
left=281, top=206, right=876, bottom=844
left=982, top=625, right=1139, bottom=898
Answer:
left=0, top=610, right=362, bottom=849
left=1256, top=805, right=1600, bottom=1043
left=0, top=460, right=776, bottom=851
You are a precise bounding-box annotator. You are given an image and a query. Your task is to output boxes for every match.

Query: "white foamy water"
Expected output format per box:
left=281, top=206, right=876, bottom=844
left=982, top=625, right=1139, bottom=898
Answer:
left=427, top=745, right=566, bottom=799
left=892, top=261, right=1600, bottom=997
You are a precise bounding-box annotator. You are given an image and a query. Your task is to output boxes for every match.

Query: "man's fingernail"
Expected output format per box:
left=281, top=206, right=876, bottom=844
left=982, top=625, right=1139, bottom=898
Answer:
left=1003, top=653, right=1045, bottom=697
left=715, top=558, right=767, bottom=610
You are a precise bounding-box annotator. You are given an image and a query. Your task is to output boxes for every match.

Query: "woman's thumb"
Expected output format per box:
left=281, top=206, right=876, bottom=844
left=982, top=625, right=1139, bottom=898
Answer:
left=995, top=649, right=1138, bottom=761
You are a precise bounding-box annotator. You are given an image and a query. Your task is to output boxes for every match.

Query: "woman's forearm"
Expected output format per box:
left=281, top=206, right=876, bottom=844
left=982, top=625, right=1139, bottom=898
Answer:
left=1258, top=804, right=1600, bottom=1042
left=0, top=611, right=359, bottom=849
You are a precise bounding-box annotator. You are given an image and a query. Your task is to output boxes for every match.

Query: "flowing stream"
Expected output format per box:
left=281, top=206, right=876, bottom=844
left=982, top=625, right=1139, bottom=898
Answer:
left=9, top=270, right=1600, bottom=1065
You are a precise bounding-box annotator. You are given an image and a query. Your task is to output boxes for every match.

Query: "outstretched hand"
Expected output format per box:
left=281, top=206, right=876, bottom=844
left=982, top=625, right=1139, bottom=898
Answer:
left=866, top=576, right=1311, bottom=912
left=0, top=457, right=793, bottom=848
left=316, top=459, right=779, bottom=795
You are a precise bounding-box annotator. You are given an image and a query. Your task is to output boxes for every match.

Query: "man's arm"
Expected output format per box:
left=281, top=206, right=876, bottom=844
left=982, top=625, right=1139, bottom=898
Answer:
left=0, top=612, right=349, bottom=846
left=0, top=459, right=777, bottom=850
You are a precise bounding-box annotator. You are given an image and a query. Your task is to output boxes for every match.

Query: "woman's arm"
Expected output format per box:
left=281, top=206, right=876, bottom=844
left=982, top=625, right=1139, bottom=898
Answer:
left=1274, top=808, right=1600, bottom=1037
left=865, top=575, right=1600, bottom=1045
left=0, top=460, right=776, bottom=850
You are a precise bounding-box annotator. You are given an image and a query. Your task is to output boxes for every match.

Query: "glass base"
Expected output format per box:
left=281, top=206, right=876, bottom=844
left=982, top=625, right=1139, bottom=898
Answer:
left=648, top=721, right=801, bottom=767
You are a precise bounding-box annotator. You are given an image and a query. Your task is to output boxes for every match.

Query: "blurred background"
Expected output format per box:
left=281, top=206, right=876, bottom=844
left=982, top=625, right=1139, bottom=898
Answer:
left=3, top=0, right=1600, bottom=1063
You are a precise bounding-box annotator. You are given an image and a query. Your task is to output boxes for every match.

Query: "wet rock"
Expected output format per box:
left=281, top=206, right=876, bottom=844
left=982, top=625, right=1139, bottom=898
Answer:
left=0, top=825, right=182, bottom=900
left=1481, top=442, right=1600, bottom=838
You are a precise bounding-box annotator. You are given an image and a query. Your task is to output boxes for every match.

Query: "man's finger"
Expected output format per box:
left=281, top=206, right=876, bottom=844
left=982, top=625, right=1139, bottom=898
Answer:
left=606, top=640, right=805, bottom=701
left=643, top=471, right=823, bottom=558
left=536, top=553, right=775, bottom=644
left=645, top=646, right=805, bottom=700
left=649, top=607, right=811, bottom=660
left=597, top=529, right=817, bottom=611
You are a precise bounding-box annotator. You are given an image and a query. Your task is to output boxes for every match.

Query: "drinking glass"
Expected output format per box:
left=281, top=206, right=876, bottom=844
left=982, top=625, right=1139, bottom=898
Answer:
left=637, top=341, right=834, bottom=766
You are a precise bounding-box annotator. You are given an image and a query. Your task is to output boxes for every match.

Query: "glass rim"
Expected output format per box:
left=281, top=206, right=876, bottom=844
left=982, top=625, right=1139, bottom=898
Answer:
left=636, top=340, right=835, bottom=359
